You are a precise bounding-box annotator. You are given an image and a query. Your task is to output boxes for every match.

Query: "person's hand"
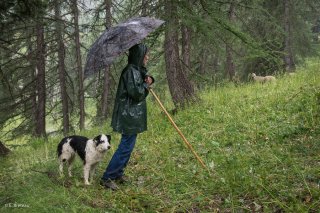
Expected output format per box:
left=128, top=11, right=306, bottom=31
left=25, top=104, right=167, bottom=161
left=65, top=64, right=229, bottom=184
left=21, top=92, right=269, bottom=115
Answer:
left=145, top=75, right=154, bottom=86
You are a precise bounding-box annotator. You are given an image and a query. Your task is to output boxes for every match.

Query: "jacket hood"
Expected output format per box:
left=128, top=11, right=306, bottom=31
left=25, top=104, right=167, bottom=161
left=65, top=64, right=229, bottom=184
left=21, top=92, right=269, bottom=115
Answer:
left=128, top=43, right=148, bottom=67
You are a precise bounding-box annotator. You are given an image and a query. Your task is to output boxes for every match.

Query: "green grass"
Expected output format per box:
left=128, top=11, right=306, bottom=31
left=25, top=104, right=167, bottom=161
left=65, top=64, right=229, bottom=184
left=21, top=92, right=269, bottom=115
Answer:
left=1, top=61, right=320, bottom=212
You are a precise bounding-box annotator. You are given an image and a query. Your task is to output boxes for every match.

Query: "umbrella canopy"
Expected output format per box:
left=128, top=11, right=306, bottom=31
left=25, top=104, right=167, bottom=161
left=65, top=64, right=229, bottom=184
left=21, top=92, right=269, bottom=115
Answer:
left=84, top=17, right=164, bottom=77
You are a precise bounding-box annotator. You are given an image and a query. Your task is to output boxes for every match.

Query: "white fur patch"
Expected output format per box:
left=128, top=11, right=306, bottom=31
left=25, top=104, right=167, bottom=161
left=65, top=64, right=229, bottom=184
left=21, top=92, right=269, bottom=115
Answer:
left=59, top=139, right=74, bottom=161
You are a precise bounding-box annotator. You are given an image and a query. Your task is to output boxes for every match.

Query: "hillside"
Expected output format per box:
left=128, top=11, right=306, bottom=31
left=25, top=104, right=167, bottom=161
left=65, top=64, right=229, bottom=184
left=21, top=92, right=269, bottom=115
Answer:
left=1, top=62, right=319, bottom=212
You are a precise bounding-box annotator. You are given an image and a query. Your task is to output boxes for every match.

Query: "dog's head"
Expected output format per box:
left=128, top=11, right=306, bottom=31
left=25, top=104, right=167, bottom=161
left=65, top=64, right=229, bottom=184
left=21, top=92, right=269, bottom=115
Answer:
left=93, top=134, right=111, bottom=152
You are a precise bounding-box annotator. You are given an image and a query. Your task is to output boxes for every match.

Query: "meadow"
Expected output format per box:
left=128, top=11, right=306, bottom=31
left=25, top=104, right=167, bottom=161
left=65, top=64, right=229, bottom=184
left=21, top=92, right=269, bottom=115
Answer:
left=1, top=61, right=319, bottom=212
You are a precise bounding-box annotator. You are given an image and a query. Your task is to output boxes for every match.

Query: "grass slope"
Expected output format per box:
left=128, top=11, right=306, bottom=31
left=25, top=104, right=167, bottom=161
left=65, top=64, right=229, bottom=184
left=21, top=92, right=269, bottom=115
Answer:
left=1, top=62, right=319, bottom=212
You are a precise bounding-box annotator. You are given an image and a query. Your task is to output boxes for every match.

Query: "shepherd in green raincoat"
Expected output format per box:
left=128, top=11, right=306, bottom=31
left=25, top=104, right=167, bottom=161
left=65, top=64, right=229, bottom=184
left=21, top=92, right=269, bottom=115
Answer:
left=101, top=43, right=154, bottom=190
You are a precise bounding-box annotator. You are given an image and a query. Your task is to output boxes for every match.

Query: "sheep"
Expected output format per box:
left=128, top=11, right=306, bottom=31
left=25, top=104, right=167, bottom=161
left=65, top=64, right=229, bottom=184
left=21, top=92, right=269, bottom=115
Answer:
left=251, top=73, right=276, bottom=83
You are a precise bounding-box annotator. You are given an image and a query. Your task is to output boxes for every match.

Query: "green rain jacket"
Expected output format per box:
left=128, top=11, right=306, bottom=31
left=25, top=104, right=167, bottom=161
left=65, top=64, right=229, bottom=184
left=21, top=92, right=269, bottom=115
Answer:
left=111, top=44, right=149, bottom=135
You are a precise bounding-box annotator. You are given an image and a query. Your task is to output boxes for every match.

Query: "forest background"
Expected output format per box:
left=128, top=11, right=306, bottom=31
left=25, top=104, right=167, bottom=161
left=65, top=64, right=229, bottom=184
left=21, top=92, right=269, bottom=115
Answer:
left=1, top=0, right=320, bottom=212
left=1, top=0, right=319, bottom=139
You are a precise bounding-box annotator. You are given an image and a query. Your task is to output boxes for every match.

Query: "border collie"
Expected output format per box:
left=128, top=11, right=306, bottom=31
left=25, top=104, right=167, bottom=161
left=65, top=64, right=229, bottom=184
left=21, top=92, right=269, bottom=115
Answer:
left=57, top=134, right=111, bottom=185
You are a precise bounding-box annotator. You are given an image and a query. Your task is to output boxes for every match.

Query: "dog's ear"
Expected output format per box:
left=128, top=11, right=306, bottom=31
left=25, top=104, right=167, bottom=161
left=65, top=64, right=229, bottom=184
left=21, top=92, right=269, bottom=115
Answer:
left=93, top=135, right=101, bottom=143
left=106, top=135, right=111, bottom=143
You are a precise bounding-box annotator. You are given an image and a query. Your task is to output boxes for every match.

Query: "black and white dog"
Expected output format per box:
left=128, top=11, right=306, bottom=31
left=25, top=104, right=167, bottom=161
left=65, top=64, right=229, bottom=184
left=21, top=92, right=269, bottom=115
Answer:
left=57, top=134, right=111, bottom=185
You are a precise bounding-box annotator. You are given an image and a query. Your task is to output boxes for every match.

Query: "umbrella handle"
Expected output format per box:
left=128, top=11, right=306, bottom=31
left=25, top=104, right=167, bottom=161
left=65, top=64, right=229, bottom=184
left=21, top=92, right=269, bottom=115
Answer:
left=148, top=88, right=209, bottom=171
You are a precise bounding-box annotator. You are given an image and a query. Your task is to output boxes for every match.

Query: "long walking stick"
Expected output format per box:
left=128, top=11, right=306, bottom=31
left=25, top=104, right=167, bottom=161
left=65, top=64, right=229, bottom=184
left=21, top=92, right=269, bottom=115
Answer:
left=149, top=88, right=209, bottom=171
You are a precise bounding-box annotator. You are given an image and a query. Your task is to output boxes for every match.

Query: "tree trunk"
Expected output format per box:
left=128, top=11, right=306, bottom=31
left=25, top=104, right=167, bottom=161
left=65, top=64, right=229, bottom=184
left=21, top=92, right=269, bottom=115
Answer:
left=0, top=141, right=10, bottom=156
left=101, top=67, right=110, bottom=120
left=164, top=0, right=195, bottom=108
left=225, top=45, right=235, bottom=80
left=181, top=25, right=191, bottom=71
left=199, top=48, right=208, bottom=75
left=28, top=35, right=39, bottom=137
left=71, top=0, right=85, bottom=130
left=98, top=0, right=112, bottom=121
left=225, top=0, right=236, bottom=81
left=283, top=0, right=295, bottom=72
left=141, top=0, right=147, bottom=16
left=55, top=0, right=70, bottom=135
left=35, top=21, right=46, bottom=137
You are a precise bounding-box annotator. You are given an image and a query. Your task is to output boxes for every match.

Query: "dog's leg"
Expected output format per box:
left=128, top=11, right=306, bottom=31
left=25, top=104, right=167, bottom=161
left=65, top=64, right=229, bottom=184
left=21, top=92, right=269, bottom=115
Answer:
left=83, top=164, right=91, bottom=185
left=89, top=163, right=98, bottom=183
left=67, top=155, right=75, bottom=177
left=59, top=160, right=64, bottom=177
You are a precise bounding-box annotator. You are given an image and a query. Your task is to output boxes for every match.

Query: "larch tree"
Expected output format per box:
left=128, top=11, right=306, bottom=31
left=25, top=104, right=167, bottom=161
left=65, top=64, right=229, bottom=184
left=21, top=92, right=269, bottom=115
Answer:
left=164, top=0, right=195, bottom=108
left=34, top=16, right=46, bottom=137
left=99, top=0, right=113, bottom=121
left=71, top=0, right=85, bottom=130
left=54, top=0, right=70, bottom=135
left=225, top=0, right=236, bottom=81
left=181, top=25, right=191, bottom=72
left=283, top=0, right=295, bottom=72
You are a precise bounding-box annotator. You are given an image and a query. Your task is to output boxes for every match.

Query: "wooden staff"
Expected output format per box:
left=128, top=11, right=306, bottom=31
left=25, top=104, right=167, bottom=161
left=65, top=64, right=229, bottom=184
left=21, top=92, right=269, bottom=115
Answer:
left=148, top=88, right=208, bottom=171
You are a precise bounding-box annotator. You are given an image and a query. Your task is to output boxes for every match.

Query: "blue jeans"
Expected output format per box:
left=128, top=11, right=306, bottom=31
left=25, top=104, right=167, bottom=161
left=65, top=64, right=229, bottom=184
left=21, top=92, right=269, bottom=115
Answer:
left=102, top=134, right=137, bottom=180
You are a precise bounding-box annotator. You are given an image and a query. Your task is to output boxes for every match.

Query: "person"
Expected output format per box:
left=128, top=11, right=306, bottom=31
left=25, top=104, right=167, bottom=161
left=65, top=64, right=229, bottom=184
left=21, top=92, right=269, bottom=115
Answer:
left=100, top=43, right=154, bottom=190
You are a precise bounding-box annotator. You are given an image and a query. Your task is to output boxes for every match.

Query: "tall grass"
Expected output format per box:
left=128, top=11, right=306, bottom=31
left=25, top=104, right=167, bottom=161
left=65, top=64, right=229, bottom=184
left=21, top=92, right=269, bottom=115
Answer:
left=1, top=61, right=319, bottom=212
